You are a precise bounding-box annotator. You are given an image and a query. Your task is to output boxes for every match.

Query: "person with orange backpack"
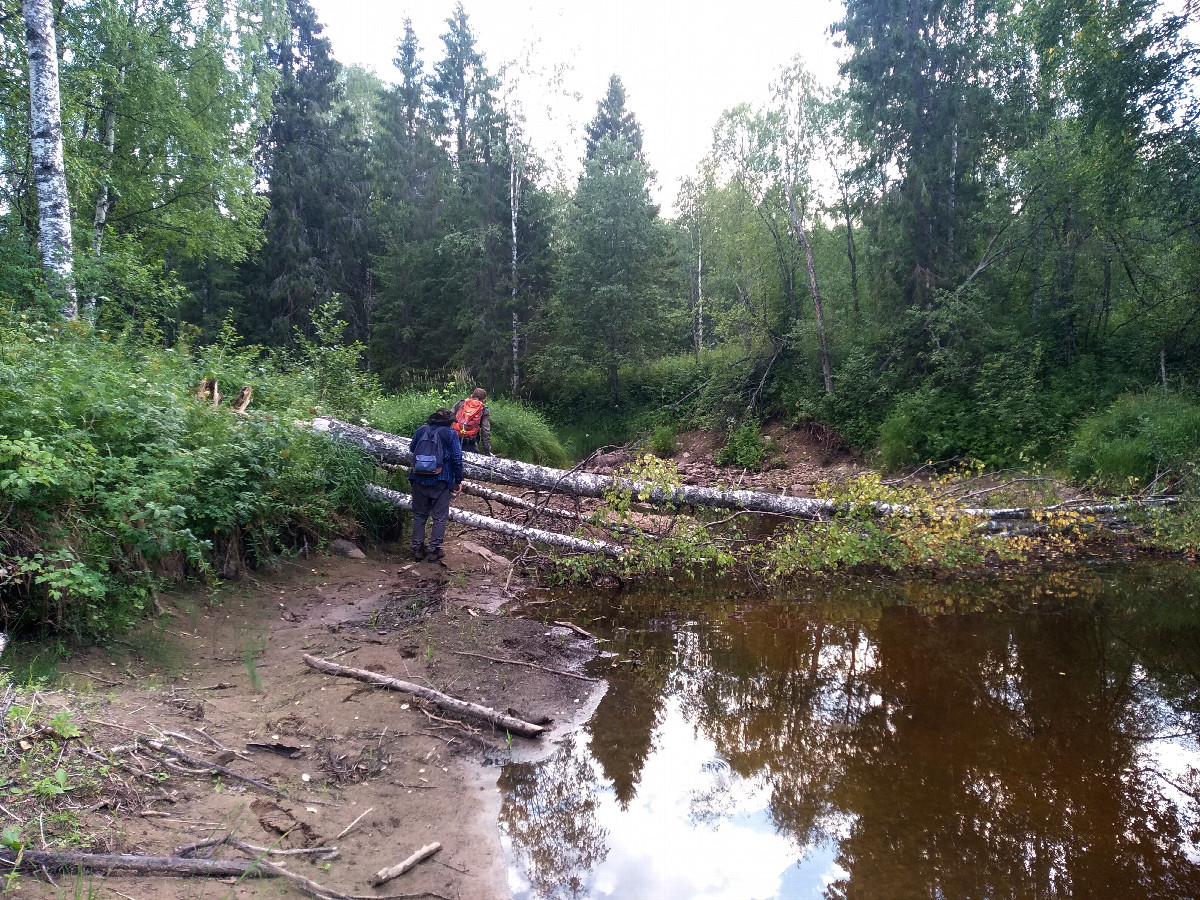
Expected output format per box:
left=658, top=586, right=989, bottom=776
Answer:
left=452, top=387, right=491, bottom=456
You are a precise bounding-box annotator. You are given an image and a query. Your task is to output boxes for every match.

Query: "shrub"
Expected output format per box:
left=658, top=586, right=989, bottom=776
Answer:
left=650, top=425, right=677, bottom=457
left=0, top=310, right=387, bottom=639
left=1068, top=392, right=1200, bottom=489
left=875, top=345, right=1079, bottom=471
left=715, top=421, right=765, bottom=470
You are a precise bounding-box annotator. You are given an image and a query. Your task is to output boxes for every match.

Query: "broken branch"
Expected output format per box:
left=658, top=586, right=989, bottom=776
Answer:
left=371, top=842, right=442, bottom=886
left=302, top=655, right=546, bottom=737
left=141, top=739, right=286, bottom=797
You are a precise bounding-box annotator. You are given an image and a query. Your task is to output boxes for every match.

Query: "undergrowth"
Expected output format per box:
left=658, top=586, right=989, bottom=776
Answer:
left=547, top=458, right=1119, bottom=584
left=0, top=309, right=392, bottom=639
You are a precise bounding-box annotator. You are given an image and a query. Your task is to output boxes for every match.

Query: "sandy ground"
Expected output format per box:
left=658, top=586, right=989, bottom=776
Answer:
left=12, top=536, right=604, bottom=900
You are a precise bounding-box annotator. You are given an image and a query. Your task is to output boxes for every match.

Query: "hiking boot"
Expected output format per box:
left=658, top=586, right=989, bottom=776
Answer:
left=428, top=547, right=446, bottom=563
left=412, top=543, right=427, bottom=561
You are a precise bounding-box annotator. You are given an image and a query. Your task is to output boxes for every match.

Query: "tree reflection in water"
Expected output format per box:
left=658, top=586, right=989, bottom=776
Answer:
left=501, top=564, right=1200, bottom=899
left=499, top=733, right=609, bottom=900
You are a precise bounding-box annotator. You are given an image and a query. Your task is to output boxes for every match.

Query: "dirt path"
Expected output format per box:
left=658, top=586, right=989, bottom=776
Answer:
left=12, top=538, right=603, bottom=900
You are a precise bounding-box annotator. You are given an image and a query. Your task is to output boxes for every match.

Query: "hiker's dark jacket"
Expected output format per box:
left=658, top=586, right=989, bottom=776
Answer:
left=408, top=423, right=463, bottom=489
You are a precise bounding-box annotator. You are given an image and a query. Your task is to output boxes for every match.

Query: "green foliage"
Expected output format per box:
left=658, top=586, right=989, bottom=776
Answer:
left=550, top=135, right=672, bottom=401
left=1068, top=393, right=1200, bottom=488
left=289, top=301, right=382, bottom=418
left=876, top=340, right=1079, bottom=470
left=552, top=454, right=737, bottom=582
left=0, top=312, right=382, bottom=638
left=489, top=404, right=570, bottom=468
left=715, top=422, right=765, bottom=470
left=650, top=426, right=677, bottom=457
left=1142, top=504, right=1200, bottom=556
left=766, top=474, right=1029, bottom=576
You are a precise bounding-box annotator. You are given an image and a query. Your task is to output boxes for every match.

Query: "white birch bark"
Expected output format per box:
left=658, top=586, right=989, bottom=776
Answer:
left=23, top=0, right=76, bottom=319
left=510, top=145, right=521, bottom=395
left=784, top=182, right=833, bottom=395
left=319, top=418, right=1178, bottom=524
left=318, top=418, right=835, bottom=519
left=363, top=483, right=623, bottom=556
left=695, top=221, right=703, bottom=359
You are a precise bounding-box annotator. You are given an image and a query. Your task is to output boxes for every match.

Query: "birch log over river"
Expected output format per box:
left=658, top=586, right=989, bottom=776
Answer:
left=311, top=417, right=1177, bottom=527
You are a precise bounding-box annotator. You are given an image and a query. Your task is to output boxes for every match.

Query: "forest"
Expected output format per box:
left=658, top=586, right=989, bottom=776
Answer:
left=2, top=0, right=1200, bottom=636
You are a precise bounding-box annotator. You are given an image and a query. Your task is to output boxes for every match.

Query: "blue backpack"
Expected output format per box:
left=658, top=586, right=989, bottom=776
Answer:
left=411, top=425, right=446, bottom=475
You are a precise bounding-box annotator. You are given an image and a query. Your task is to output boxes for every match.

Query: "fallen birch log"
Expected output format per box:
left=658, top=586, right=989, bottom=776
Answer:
left=0, top=847, right=360, bottom=900
left=317, top=417, right=833, bottom=518
left=320, top=418, right=1182, bottom=523
left=462, top=482, right=578, bottom=519
left=0, top=849, right=258, bottom=877
left=302, top=654, right=547, bottom=737
left=371, top=842, right=441, bottom=886
left=364, top=483, right=622, bottom=556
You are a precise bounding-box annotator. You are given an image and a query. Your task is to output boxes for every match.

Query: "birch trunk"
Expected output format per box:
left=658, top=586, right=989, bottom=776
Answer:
left=694, top=223, right=703, bottom=360
left=510, top=147, right=521, bottom=395
left=92, top=61, right=126, bottom=256
left=23, top=0, right=76, bottom=319
left=784, top=182, right=832, bottom=395
left=363, top=483, right=622, bottom=555
left=318, top=418, right=835, bottom=519
left=319, top=418, right=1176, bottom=524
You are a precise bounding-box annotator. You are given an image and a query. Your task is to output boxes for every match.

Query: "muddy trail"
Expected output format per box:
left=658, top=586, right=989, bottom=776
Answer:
left=7, top=538, right=605, bottom=900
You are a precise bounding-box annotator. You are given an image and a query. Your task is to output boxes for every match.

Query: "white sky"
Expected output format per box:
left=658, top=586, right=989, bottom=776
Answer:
left=308, top=0, right=845, bottom=209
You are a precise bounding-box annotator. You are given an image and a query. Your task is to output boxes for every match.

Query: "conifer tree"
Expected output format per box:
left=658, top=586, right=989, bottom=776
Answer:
left=584, top=74, right=644, bottom=162
left=248, top=0, right=376, bottom=343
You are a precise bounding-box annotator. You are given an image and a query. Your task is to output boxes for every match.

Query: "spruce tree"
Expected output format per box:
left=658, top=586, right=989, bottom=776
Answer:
left=248, top=0, right=376, bottom=344
left=584, top=74, right=644, bottom=162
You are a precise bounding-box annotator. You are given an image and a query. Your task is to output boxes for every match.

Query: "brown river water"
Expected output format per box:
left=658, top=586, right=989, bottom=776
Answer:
left=500, top=560, right=1200, bottom=899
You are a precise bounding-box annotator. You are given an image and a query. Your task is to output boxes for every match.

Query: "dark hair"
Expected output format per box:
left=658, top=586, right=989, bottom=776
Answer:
left=427, top=407, right=454, bottom=426
left=471, top=388, right=487, bottom=401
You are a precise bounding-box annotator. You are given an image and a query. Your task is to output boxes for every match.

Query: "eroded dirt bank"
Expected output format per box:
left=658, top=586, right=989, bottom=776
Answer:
left=13, top=540, right=603, bottom=900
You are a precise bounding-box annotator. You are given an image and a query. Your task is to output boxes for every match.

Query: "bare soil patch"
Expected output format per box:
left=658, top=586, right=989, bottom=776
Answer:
left=670, top=425, right=865, bottom=493
left=9, top=537, right=602, bottom=900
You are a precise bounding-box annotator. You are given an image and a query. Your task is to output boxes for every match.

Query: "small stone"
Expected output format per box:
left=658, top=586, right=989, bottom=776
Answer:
left=330, top=539, right=366, bottom=559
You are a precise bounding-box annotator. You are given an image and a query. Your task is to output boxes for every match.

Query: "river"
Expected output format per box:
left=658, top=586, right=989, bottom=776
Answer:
left=499, top=560, right=1200, bottom=899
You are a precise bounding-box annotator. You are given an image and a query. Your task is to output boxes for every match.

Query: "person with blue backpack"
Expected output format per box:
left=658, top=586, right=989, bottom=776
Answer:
left=408, top=408, right=463, bottom=562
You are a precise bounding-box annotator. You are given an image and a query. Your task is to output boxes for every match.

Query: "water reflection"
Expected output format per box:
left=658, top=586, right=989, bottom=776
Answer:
left=500, top=562, right=1200, bottom=899
left=499, top=733, right=609, bottom=899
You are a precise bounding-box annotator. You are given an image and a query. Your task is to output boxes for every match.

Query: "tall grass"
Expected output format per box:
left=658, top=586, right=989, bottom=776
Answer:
left=368, top=391, right=569, bottom=467
left=1068, top=392, right=1200, bottom=489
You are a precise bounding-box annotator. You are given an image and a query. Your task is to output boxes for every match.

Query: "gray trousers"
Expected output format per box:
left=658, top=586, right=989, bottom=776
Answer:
left=411, top=481, right=452, bottom=550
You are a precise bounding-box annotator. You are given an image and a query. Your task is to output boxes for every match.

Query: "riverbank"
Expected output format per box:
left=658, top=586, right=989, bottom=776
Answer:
left=4, top=541, right=604, bottom=900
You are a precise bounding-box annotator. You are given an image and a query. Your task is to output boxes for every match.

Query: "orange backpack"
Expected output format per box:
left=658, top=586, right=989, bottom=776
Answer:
left=453, top=398, right=484, bottom=439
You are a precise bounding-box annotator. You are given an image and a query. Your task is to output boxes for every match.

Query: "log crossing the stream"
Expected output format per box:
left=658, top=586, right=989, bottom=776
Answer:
left=313, top=416, right=1177, bottom=528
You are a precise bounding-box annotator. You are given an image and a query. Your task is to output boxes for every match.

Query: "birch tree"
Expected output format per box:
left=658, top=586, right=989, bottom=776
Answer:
left=22, top=0, right=75, bottom=318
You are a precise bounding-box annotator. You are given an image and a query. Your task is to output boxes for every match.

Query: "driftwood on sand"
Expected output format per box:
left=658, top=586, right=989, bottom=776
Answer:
left=1, top=844, right=443, bottom=900
left=139, top=738, right=286, bottom=797
left=302, top=654, right=547, bottom=738
left=371, top=842, right=442, bottom=886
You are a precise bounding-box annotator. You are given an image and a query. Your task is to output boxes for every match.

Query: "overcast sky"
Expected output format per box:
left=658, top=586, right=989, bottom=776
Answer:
left=308, top=0, right=845, bottom=208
